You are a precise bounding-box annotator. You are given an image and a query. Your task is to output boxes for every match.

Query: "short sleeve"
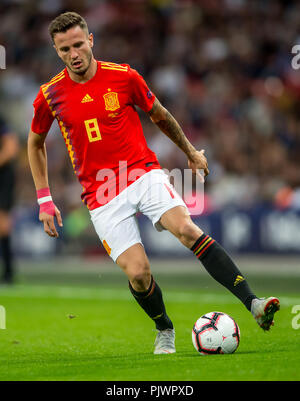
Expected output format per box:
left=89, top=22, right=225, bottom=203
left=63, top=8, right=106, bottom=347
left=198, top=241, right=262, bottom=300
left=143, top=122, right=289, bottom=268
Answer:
left=128, top=67, right=156, bottom=113
left=31, top=88, right=55, bottom=134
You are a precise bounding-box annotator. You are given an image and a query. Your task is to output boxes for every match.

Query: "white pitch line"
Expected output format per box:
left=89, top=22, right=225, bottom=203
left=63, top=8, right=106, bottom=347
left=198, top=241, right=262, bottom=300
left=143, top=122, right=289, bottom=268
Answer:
left=0, top=285, right=299, bottom=306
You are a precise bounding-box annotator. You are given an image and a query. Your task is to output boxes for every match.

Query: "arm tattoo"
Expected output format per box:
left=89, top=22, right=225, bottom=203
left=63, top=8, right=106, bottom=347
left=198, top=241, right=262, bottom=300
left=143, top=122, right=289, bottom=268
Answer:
left=149, top=101, right=196, bottom=159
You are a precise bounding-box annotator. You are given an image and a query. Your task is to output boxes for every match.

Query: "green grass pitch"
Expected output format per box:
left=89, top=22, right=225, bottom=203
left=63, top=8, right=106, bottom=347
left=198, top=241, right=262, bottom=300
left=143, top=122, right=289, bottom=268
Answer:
left=0, top=258, right=299, bottom=381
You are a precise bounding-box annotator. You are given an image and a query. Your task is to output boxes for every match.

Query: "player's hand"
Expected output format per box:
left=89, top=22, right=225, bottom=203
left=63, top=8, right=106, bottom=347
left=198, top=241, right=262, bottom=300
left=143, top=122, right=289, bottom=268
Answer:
left=188, top=149, right=209, bottom=182
left=39, top=206, right=63, bottom=238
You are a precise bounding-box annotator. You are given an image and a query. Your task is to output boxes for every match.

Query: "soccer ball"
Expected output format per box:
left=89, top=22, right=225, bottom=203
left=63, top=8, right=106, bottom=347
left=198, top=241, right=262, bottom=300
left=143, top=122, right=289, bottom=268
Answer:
left=192, top=311, right=240, bottom=355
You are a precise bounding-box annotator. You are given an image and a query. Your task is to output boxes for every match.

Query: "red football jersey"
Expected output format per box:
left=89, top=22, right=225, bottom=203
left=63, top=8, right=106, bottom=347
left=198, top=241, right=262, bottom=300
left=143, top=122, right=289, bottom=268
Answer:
left=31, top=61, right=160, bottom=209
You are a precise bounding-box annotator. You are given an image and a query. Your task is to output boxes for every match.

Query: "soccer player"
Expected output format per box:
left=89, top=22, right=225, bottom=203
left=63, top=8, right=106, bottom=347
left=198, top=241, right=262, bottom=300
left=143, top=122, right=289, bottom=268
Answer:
left=0, top=115, right=19, bottom=284
left=28, top=12, right=279, bottom=354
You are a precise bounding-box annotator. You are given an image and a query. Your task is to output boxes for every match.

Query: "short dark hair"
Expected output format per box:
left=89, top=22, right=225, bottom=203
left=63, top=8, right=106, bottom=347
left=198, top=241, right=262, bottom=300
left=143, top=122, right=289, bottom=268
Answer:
left=49, top=12, right=89, bottom=41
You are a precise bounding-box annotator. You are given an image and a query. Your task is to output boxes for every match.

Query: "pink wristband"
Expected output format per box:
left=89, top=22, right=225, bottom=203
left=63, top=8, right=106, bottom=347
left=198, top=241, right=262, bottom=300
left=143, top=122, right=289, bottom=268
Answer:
left=37, top=187, right=51, bottom=199
left=37, top=187, right=56, bottom=216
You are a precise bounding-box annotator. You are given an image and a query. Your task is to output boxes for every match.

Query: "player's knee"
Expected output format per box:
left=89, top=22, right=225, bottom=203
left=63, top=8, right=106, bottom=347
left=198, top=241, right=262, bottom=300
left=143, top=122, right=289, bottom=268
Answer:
left=128, top=262, right=151, bottom=291
left=176, top=220, right=202, bottom=248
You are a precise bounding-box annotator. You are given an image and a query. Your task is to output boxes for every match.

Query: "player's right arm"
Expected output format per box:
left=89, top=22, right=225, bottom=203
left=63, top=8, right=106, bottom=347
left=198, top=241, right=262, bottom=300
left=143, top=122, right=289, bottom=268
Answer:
left=28, top=129, right=62, bottom=238
left=29, top=85, right=64, bottom=238
left=27, top=130, right=49, bottom=191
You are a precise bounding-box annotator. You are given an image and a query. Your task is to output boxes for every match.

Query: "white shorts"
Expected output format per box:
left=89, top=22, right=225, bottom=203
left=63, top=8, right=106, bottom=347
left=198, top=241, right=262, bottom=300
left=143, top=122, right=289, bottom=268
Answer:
left=90, top=169, right=188, bottom=262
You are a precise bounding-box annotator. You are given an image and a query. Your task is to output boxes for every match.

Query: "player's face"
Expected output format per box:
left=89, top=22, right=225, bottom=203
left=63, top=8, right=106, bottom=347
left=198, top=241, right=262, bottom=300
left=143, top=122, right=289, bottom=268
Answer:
left=54, top=25, right=94, bottom=76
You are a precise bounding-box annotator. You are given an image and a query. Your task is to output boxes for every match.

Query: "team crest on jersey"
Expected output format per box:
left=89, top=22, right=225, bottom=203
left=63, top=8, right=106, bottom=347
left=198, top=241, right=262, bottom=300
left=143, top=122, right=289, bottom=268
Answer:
left=103, top=91, right=120, bottom=111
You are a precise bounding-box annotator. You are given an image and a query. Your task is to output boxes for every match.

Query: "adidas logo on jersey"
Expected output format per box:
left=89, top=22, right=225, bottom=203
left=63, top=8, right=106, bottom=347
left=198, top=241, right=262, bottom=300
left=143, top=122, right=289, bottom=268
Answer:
left=81, top=94, right=94, bottom=103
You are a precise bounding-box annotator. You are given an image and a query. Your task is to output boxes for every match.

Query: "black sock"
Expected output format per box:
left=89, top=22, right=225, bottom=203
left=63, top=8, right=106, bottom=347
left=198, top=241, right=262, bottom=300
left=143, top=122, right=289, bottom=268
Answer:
left=128, top=275, right=173, bottom=330
left=1, top=236, right=14, bottom=282
left=191, top=234, right=256, bottom=311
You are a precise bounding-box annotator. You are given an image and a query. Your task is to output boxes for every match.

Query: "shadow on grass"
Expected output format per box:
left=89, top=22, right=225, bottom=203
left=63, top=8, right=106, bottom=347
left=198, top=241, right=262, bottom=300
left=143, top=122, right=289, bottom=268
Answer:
left=173, top=349, right=279, bottom=357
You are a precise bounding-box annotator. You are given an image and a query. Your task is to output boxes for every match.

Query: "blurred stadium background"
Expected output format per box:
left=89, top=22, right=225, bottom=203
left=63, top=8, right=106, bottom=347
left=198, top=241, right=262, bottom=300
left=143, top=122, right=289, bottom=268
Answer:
left=1, top=0, right=300, bottom=279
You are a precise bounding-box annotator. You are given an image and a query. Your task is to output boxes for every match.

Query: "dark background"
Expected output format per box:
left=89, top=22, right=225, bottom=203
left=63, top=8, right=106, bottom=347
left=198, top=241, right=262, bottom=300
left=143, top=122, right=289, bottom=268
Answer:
left=1, top=0, right=300, bottom=258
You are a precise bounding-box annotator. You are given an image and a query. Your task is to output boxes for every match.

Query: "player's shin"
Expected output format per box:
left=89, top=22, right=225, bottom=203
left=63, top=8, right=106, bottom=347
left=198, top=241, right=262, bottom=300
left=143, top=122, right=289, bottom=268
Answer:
left=191, top=234, right=257, bottom=311
left=128, top=275, right=173, bottom=330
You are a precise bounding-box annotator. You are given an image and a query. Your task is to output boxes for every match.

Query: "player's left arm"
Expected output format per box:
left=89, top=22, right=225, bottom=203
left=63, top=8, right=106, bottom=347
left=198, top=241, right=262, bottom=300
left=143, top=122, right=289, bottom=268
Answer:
left=0, top=132, right=19, bottom=168
left=148, top=98, right=209, bottom=178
